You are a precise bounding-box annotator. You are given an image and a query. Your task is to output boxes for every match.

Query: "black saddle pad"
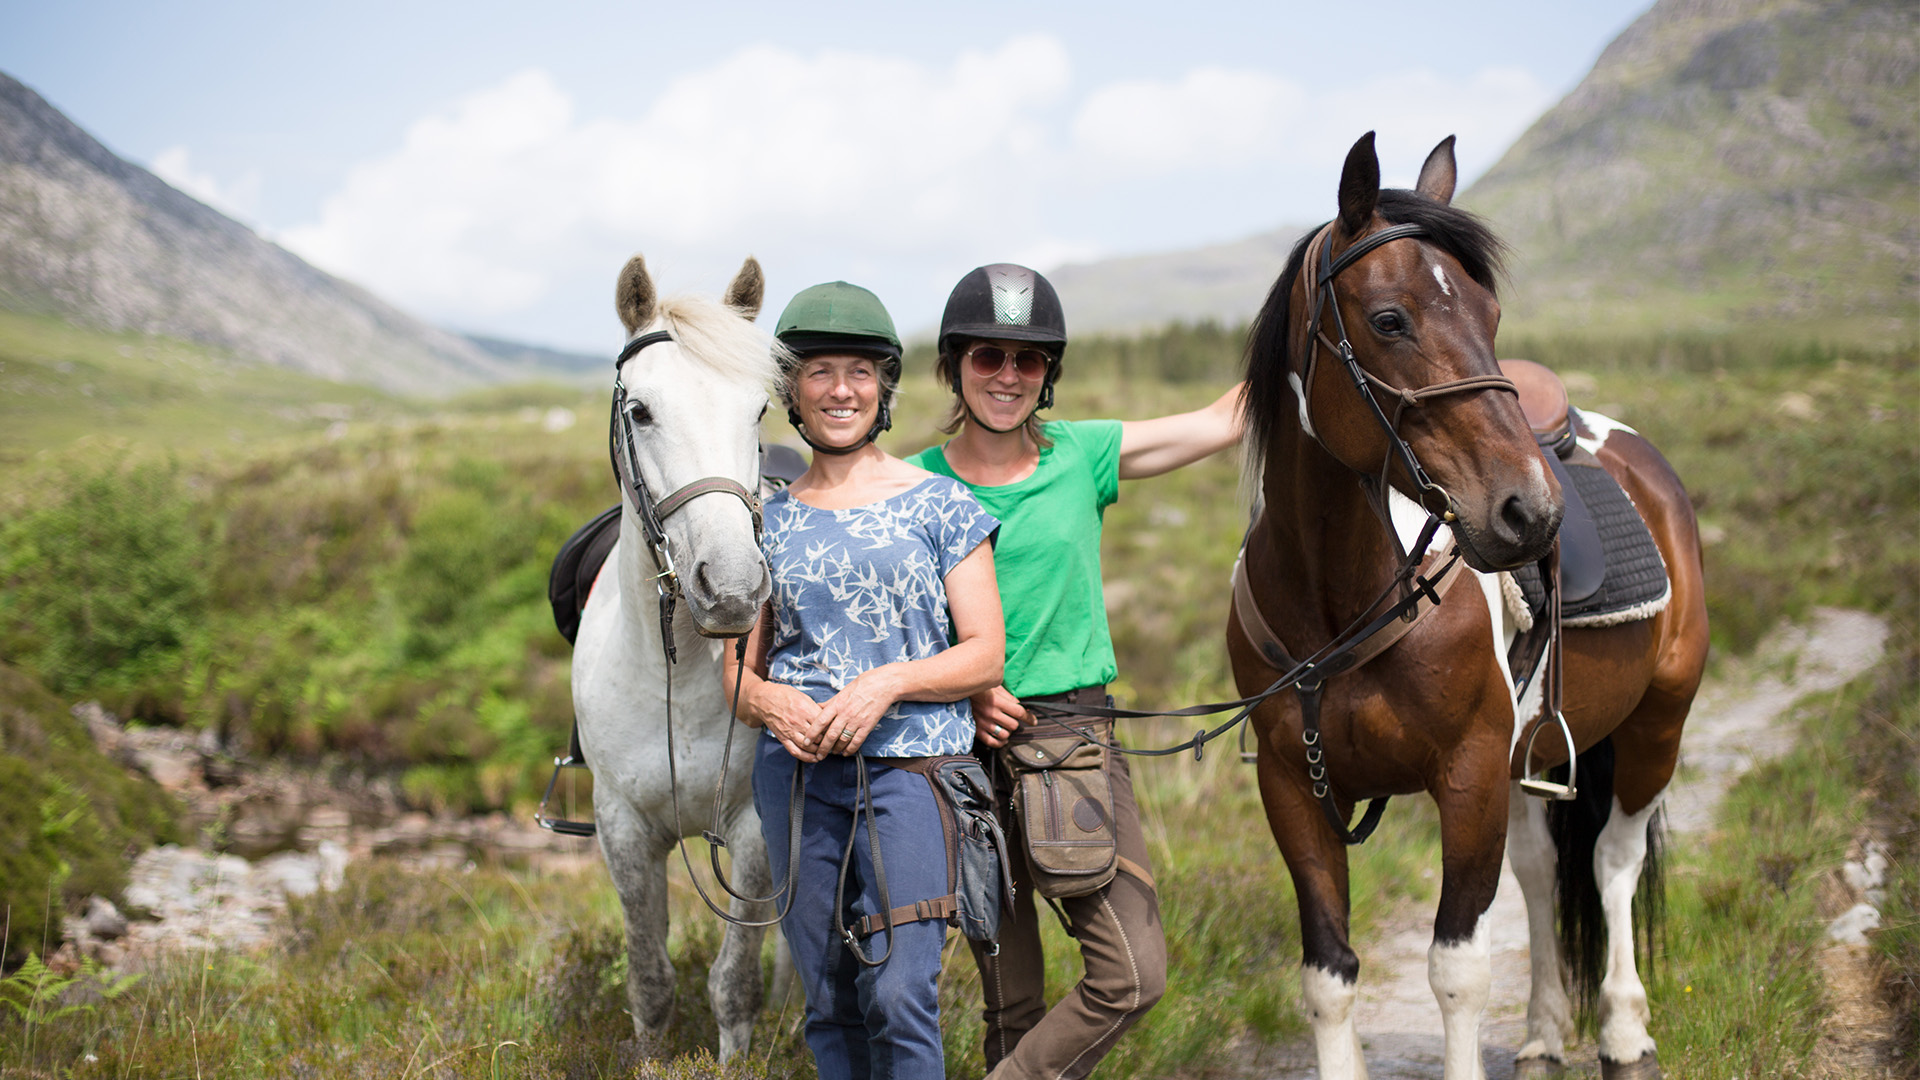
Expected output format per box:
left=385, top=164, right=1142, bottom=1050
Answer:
left=1513, top=461, right=1669, bottom=626
left=548, top=504, right=623, bottom=646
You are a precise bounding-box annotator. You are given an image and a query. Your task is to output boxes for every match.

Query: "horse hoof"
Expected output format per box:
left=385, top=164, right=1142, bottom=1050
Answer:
left=1599, top=1052, right=1662, bottom=1080
left=1513, top=1054, right=1565, bottom=1078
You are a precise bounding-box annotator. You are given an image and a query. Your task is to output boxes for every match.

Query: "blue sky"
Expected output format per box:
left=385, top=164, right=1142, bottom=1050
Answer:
left=4, top=1, right=1654, bottom=349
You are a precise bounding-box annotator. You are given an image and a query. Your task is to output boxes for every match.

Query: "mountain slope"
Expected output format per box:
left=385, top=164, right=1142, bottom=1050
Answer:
left=1046, top=226, right=1309, bottom=336
left=1461, top=0, right=1917, bottom=338
left=0, top=72, right=518, bottom=395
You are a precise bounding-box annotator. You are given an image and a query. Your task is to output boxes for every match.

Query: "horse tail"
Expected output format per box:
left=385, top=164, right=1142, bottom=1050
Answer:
left=1545, top=735, right=1667, bottom=1031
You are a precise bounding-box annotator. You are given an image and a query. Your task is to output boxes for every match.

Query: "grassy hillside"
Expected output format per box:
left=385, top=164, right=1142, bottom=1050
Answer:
left=0, top=313, right=1913, bottom=1074
left=1462, top=0, right=1919, bottom=341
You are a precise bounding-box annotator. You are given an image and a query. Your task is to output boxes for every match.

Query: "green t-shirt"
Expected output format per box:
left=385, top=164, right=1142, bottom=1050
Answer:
left=908, top=419, right=1122, bottom=697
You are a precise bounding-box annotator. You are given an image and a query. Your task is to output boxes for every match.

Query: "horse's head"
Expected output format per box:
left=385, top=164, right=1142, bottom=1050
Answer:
left=611, top=255, right=777, bottom=636
left=1247, top=133, right=1561, bottom=572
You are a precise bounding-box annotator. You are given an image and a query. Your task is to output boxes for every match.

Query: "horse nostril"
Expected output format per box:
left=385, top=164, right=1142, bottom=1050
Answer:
left=1499, top=494, right=1532, bottom=545
left=694, top=562, right=715, bottom=598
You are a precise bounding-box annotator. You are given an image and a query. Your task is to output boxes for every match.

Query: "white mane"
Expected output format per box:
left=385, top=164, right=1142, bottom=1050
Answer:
left=650, top=294, right=785, bottom=389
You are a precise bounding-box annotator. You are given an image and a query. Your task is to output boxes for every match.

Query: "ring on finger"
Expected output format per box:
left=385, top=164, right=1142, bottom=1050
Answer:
left=837, top=728, right=853, bottom=742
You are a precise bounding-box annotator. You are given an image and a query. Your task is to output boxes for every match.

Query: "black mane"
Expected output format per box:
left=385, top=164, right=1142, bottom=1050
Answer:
left=1241, top=189, right=1507, bottom=466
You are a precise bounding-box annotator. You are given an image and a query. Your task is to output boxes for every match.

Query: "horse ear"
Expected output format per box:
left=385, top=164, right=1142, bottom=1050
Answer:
left=1416, top=135, right=1458, bottom=205
left=616, top=255, right=656, bottom=335
left=1338, top=131, right=1381, bottom=235
left=723, top=256, right=765, bottom=319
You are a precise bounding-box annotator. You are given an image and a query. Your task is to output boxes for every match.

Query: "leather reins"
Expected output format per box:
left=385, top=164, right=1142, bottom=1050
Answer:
left=611, top=330, right=804, bottom=929
left=1026, top=220, right=1521, bottom=845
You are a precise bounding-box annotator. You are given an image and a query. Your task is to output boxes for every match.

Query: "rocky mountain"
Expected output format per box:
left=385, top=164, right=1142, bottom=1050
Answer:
left=0, top=72, right=522, bottom=396
left=1462, top=0, right=1917, bottom=338
left=1046, top=226, right=1310, bottom=336
left=1045, top=0, right=1914, bottom=341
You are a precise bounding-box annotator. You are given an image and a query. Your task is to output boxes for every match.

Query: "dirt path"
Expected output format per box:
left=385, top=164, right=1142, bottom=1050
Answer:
left=1249, top=607, right=1890, bottom=1080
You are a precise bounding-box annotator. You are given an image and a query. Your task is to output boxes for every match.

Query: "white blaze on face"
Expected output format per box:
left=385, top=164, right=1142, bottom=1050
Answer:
left=1431, top=263, right=1453, bottom=296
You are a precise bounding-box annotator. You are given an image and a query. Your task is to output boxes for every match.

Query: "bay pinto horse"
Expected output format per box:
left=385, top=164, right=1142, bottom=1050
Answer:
left=1229, top=134, right=1707, bottom=1080
left=571, top=255, right=786, bottom=1061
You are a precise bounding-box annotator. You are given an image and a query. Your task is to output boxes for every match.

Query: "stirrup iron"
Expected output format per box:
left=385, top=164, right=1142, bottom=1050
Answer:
left=535, top=756, right=598, bottom=836
left=1519, top=711, right=1578, bottom=800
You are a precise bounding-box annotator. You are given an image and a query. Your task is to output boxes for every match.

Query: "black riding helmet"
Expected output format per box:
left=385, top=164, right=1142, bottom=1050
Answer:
left=774, top=281, right=904, bottom=455
left=938, top=263, right=1068, bottom=411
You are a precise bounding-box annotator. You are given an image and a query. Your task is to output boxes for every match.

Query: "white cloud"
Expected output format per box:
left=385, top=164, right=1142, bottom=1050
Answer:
left=1073, top=68, right=1305, bottom=170
left=280, top=39, right=1078, bottom=323
left=276, top=42, right=1555, bottom=340
left=151, top=146, right=263, bottom=222
left=1068, top=64, right=1548, bottom=184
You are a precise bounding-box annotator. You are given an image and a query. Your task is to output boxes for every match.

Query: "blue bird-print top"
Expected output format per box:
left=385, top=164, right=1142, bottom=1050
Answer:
left=762, top=476, right=999, bottom=758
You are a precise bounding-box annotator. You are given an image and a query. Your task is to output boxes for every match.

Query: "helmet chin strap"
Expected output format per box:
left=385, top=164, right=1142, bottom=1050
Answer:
left=788, top=401, right=892, bottom=456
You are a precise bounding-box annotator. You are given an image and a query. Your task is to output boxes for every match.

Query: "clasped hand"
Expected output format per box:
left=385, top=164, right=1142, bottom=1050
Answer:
left=756, top=667, right=902, bottom=761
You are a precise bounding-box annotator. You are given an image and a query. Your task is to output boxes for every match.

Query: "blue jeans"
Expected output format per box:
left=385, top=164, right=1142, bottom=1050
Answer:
left=755, top=737, right=951, bottom=1080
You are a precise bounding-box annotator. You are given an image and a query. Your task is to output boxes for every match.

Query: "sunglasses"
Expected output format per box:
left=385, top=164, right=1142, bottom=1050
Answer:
left=965, top=344, right=1052, bottom=380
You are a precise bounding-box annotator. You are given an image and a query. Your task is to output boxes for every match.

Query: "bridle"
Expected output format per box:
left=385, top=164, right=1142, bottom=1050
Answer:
left=1293, top=220, right=1518, bottom=522
left=609, top=328, right=803, bottom=929
left=610, top=330, right=765, bottom=661
left=1021, top=220, right=1537, bottom=844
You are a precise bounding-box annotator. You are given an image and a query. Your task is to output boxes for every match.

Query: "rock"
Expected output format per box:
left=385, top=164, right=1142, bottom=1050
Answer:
left=72, top=700, right=123, bottom=753
left=130, top=745, right=200, bottom=791
left=83, top=896, right=128, bottom=940
left=1826, top=902, right=1881, bottom=945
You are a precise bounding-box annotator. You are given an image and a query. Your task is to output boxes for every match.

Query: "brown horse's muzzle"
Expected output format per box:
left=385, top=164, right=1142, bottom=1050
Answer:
left=1450, top=464, right=1563, bottom=572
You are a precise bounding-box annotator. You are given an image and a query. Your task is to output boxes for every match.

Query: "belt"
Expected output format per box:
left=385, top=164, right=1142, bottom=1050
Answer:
left=1014, top=684, right=1110, bottom=742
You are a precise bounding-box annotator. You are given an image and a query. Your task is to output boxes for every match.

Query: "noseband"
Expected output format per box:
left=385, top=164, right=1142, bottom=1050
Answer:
left=610, top=329, right=765, bottom=657
left=1296, top=221, right=1518, bottom=520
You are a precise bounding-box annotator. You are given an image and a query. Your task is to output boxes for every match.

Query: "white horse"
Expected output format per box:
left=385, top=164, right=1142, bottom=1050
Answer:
left=572, top=254, right=788, bottom=1060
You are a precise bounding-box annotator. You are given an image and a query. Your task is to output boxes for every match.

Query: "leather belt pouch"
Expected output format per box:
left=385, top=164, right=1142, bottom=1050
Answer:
left=1004, top=724, right=1119, bottom=899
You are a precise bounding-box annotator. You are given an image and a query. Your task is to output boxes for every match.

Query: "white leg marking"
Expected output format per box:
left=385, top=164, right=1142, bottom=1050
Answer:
left=1506, top=782, right=1572, bottom=1063
left=1595, top=795, right=1662, bottom=1063
left=1302, top=965, right=1370, bottom=1080
left=1429, top=916, right=1492, bottom=1080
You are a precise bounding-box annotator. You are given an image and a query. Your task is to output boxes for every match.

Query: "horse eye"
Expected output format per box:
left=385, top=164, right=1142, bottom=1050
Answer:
left=1371, top=312, right=1406, bottom=336
left=625, top=400, right=654, bottom=425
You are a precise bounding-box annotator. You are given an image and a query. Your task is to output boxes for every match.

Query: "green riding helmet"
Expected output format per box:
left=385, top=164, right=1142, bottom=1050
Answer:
left=773, top=281, right=903, bottom=453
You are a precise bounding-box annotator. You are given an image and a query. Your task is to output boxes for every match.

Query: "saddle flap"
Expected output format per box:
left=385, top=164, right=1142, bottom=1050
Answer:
left=548, top=504, right=624, bottom=645
left=1499, top=359, right=1575, bottom=456
left=1542, top=451, right=1606, bottom=604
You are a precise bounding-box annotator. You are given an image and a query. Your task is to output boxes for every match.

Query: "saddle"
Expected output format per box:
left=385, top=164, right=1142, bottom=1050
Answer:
left=1497, top=360, right=1669, bottom=630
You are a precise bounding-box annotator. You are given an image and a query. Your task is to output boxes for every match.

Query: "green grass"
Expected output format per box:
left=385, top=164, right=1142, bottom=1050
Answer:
left=1650, top=635, right=1920, bottom=1077
left=1, top=315, right=1915, bottom=1076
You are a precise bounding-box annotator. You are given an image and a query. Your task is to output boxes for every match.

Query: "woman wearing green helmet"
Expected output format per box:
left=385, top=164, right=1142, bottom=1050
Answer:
left=727, top=281, right=1005, bottom=1079
left=906, top=263, right=1245, bottom=1080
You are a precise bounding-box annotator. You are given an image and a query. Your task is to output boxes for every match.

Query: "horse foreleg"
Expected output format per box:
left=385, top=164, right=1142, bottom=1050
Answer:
left=709, top=801, right=773, bottom=1062
left=597, top=800, right=678, bottom=1044
left=1258, top=758, right=1368, bottom=1080
left=1593, top=794, right=1663, bottom=1079
left=1506, top=781, right=1573, bottom=1076
left=1430, top=768, right=1509, bottom=1080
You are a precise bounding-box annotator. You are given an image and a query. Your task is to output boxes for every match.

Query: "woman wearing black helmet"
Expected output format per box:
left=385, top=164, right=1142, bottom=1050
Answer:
left=906, top=263, right=1244, bottom=1080
left=727, top=281, right=1005, bottom=1079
